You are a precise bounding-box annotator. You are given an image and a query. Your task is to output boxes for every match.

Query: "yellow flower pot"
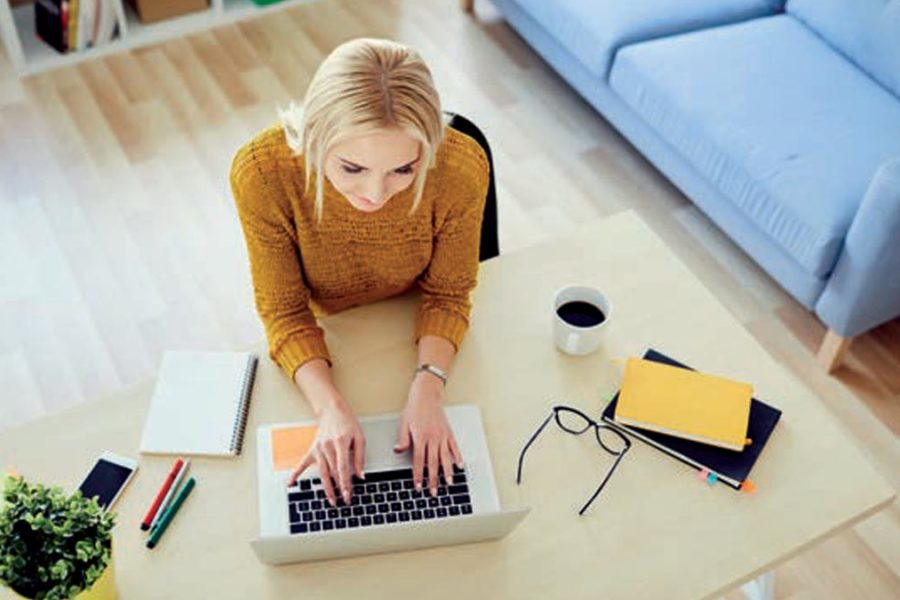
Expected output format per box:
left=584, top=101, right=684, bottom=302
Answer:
left=0, top=554, right=117, bottom=600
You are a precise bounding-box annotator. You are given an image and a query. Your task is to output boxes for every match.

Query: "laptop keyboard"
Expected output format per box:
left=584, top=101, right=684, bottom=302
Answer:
left=287, top=466, right=472, bottom=535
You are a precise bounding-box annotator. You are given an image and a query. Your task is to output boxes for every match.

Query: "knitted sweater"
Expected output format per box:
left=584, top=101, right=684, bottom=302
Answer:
left=230, top=124, right=490, bottom=379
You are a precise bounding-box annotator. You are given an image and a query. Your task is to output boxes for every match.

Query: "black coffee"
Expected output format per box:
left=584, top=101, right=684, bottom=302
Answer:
left=557, top=301, right=606, bottom=328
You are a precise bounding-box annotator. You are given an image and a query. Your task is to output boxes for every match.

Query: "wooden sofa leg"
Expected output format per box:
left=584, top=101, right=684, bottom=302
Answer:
left=817, top=329, right=852, bottom=373
left=460, top=0, right=475, bottom=13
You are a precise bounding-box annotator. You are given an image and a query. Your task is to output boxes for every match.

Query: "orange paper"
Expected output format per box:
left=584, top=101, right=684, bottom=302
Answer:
left=271, top=426, right=318, bottom=471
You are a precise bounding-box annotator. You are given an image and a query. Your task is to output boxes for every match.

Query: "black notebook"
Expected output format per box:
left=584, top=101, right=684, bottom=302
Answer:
left=602, top=349, right=782, bottom=490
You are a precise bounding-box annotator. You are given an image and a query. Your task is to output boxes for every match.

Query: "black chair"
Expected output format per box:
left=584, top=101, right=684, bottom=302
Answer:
left=446, top=113, right=499, bottom=262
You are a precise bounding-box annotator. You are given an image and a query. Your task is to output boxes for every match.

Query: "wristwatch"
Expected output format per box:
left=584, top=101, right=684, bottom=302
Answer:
left=414, top=363, right=448, bottom=386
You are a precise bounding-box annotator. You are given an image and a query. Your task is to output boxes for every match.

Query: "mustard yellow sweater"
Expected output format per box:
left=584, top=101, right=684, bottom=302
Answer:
left=230, top=124, right=490, bottom=379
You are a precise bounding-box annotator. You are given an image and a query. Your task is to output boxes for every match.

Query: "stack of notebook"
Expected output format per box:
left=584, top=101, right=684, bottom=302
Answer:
left=602, top=349, right=782, bottom=490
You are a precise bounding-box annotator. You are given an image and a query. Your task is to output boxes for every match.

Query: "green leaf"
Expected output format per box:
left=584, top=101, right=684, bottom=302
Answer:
left=49, top=559, right=69, bottom=581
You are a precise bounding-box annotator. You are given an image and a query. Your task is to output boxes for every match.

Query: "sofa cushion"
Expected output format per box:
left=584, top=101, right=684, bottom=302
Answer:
left=787, top=0, right=900, bottom=99
left=506, top=0, right=785, bottom=80
left=610, top=15, right=900, bottom=277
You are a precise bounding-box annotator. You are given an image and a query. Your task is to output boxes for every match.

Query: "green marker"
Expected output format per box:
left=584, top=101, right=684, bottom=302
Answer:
left=147, top=477, right=195, bottom=549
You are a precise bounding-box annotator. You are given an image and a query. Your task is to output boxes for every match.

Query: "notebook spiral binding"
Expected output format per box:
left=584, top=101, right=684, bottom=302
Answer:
left=230, top=354, right=259, bottom=455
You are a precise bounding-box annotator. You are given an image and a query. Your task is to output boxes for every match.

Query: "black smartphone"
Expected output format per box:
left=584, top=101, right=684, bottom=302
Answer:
left=78, top=452, right=138, bottom=511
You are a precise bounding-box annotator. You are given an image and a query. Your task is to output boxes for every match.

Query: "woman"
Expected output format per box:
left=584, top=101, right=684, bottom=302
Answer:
left=230, top=38, right=490, bottom=509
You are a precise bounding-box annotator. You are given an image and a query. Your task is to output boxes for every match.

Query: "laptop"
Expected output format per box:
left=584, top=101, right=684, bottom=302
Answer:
left=251, top=404, right=529, bottom=564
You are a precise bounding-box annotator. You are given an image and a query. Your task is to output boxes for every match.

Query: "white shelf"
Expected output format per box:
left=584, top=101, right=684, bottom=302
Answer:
left=1, top=0, right=317, bottom=77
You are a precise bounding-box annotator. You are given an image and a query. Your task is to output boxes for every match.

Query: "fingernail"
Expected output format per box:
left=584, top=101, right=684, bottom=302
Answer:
left=415, top=482, right=421, bottom=491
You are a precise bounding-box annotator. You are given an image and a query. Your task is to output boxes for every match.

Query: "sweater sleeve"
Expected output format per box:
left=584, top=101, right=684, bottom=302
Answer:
left=415, top=142, right=490, bottom=350
left=230, top=142, right=331, bottom=378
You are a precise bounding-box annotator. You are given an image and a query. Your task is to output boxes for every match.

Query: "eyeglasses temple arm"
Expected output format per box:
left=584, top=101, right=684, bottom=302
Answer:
left=577, top=449, right=628, bottom=515
left=516, top=412, right=555, bottom=484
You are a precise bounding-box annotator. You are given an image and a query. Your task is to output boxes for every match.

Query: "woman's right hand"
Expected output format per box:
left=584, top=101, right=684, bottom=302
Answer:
left=287, top=391, right=367, bottom=507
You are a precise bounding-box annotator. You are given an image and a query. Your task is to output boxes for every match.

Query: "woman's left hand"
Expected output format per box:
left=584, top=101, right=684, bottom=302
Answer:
left=394, top=374, right=463, bottom=496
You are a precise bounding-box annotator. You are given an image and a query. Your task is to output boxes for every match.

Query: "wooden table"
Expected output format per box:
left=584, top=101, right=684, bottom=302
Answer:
left=1, top=211, right=893, bottom=599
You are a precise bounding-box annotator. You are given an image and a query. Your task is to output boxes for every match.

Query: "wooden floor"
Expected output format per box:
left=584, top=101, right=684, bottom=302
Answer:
left=0, top=0, right=897, bottom=597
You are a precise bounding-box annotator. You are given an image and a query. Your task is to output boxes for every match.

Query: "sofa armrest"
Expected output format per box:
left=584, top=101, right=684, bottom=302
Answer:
left=815, top=158, right=900, bottom=337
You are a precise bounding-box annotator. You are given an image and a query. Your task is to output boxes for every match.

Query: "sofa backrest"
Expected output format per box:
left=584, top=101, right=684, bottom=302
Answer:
left=787, top=0, right=900, bottom=98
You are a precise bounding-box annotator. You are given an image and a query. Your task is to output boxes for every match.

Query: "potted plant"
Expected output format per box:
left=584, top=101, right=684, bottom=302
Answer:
left=0, top=474, right=117, bottom=600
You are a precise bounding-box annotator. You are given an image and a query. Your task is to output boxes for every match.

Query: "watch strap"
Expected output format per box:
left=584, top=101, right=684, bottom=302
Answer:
left=415, top=363, right=448, bottom=386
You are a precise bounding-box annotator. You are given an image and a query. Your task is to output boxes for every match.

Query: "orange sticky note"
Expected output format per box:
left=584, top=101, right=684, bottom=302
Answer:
left=271, top=426, right=318, bottom=472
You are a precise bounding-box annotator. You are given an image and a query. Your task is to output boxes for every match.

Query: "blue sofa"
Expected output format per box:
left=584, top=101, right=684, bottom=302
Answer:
left=481, top=0, right=900, bottom=368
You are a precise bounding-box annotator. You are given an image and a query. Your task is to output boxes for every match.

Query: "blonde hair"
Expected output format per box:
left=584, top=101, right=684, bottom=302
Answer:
left=278, top=38, right=445, bottom=221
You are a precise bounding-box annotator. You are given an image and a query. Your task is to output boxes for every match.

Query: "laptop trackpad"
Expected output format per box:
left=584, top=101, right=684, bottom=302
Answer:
left=360, top=416, right=410, bottom=470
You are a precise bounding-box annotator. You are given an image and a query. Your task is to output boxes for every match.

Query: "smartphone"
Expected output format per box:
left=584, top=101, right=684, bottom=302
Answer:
left=78, top=451, right=138, bottom=511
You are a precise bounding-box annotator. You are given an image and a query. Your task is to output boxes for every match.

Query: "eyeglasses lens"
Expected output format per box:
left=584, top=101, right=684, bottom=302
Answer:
left=596, top=427, right=628, bottom=455
left=555, top=408, right=591, bottom=434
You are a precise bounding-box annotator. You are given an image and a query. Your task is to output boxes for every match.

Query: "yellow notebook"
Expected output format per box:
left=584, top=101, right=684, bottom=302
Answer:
left=614, top=357, right=753, bottom=451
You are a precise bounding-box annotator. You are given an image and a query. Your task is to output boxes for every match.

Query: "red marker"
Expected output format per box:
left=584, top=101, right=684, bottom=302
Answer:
left=141, top=459, right=183, bottom=531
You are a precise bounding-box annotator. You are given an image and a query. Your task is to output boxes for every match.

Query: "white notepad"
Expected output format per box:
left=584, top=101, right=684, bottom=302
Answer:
left=140, top=351, right=258, bottom=457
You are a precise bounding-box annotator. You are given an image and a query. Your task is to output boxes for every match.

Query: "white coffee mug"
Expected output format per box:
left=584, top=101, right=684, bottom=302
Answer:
left=553, top=285, right=612, bottom=356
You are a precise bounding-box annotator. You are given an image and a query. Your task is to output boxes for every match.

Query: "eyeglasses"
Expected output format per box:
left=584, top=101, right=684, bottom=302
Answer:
left=517, top=405, right=632, bottom=515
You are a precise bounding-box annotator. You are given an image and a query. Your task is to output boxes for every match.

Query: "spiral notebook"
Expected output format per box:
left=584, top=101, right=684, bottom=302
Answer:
left=140, top=351, right=258, bottom=457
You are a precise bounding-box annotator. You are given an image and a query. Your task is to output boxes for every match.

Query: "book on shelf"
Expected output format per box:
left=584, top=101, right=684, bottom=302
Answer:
left=34, top=0, right=120, bottom=55
left=34, top=0, right=66, bottom=53
left=76, top=0, right=95, bottom=51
